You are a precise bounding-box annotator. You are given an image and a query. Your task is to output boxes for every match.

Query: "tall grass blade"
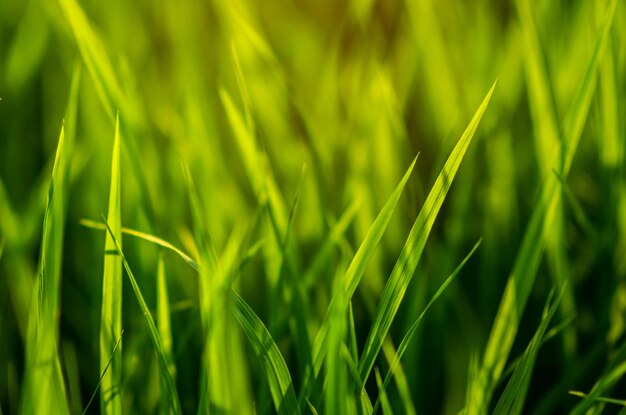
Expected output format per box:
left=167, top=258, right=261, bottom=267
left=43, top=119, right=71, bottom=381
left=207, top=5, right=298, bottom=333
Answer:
left=358, top=82, right=496, bottom=384
left=516, top=0, right=577, bottom=354
left=467, top=2, right=617, bottom=411
left=157, top=254, right=176, bottom=412
left=231, top=291, right=300, bottom=415
left=21, top=63, right=81, bottom=415
left=100, top=114, right=122, bottom=415
left=372, top=240, right=482, bottom=414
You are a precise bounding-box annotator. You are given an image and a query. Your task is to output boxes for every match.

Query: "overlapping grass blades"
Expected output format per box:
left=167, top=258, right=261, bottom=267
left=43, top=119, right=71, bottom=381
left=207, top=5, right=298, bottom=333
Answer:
left=99, top=114, right=122, bottom=415
left=493, top=289, right=563, bottom=415
left=466, top=1, right=618, bottom=411
left=516, top=0, right=577, bottom=353
left=20, top=64, right=80, bottom=415
left=231, top=291, right=300, bottom=415
left=372, top=240, right=482, bottom=414
left=301, top=155, right=417, bottom=402
left=102, top=219, right=182, bottom=415
left=358, top=81, right=496, bottom=384
left=182, top=165, right=248, bottom=413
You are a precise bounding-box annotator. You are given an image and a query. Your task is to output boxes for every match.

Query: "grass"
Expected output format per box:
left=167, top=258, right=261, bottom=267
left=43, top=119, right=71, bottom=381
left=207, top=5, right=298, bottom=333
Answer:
left=0, top=0, right=625, bottom=413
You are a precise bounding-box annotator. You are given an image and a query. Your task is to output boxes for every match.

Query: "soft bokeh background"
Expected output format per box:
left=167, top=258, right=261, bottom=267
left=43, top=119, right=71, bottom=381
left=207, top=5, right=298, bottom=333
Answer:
left=1, top=0, right=625, bottom=413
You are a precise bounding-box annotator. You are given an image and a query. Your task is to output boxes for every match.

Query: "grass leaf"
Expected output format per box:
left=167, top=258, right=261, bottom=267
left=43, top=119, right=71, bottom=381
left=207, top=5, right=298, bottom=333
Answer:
left=467, top=2, right=617, bottom=410
left=358, top=81, right=496, bottom=384
left=20, top=63, right=81, bottom=415
left=231, top=291, right=300, bottom=415
left=102, top=218, right=182, bottom=415
left=302, top=155, right=417, bottom=401
left=372, top=240, right=482, bottom=414
left=99, top=114, right=123, bottom=415
left=493, top=288, right=564, bottom=415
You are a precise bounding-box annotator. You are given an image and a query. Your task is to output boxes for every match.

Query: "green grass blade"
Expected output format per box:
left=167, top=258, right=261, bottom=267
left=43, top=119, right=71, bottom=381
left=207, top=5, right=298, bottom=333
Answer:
left=302, top=155, right=417, bottom=401
left=58, top=0, right=129, bottom=122
left=100, top=114, right=122, bottom=415
left=358, top=81, right=496, bottom=384
left=326, top=267, right=348, bottom=415
left=467, top=3, right=617, bottom=411
left=79, top=219, right=200, bottom=271
left=570, top=391, right=626, bottom=408
left=374, top=368, right=393, bottom=415
left=157, top=253, right=176, bottom=414
left=516, top=0, right=577, bottom=355
left=102, top=218, right=182, bottom=415
left=21, top=64, right=81, bottom=415
left=569, top=339, right=626, bottom=415
left=182, top=164, right=241, bottom=413
left=231, top=291, right=300, bottom=415
left=493, top=289, right=563, bottom=415
left=82, top=330, right=124, bottom=415
left=372, top=240, right=482, bottom=414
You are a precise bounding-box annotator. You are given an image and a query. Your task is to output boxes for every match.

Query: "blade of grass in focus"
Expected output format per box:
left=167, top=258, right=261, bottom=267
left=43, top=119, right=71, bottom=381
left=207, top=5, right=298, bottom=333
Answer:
left=358, top=81, right=496, bottom=385
left=466, top=2, right=617, bottom=411
left=79, top=219, right=200, bottom=271
left=157, top=254, right=176, bottom=413
left=99, top=114, right=122, bottom=415
left=301, top=155, right=417, bottom=403
left=20, top=63, right=80, bottom=415
left=102, top=218, right=182, bottom=414
left=372, top=240, right=482, bottom=414
left=231, top=291, right=300, bottom=415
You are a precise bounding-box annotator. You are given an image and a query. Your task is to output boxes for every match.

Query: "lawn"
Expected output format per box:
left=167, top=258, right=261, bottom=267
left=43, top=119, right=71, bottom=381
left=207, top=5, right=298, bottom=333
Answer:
left=0, top=0, right=625, bottom=413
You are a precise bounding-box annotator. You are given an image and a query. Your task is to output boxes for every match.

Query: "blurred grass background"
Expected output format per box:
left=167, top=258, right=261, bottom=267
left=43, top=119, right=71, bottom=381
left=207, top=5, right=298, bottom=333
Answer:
left=0, top=0, right=625, bottom=413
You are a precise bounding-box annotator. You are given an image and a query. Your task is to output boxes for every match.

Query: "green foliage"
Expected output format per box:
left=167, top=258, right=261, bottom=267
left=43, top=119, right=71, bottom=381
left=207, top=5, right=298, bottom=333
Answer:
left=1, top=0, right=625, bottom=413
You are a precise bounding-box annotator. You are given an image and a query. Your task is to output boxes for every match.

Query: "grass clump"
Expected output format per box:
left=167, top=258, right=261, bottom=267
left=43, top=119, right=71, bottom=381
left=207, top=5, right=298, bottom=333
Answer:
left=0, top=0, right=625, bottom=414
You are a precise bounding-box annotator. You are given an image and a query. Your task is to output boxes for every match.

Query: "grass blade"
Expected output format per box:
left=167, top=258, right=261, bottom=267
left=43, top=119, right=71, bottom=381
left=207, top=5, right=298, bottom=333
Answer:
left=102, top=218, right=182, bottom=415
left=372, top=240, right=482, bottom=414
left=21, top=64, right=81, bottom=415
left=79, top=219, right=200, bottom=271
left=467, top=2, right=617, bottom=411
left=157, top=254, right=176, bottom=413
left=82, top=330, right=124, bottom=415
left=231, top=291, right=300, bottom=415
left=100, top=114, right=122, bottom=415
left=358, top=81, right=496, bottom=384
left=493, top=289, right=563, bottom=415
left=302, top=155, right=417, bottom=401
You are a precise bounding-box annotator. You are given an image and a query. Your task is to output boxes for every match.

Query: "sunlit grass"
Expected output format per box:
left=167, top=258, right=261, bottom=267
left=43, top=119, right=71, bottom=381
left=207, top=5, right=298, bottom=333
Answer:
left=0, top=0, right=625, bottom=413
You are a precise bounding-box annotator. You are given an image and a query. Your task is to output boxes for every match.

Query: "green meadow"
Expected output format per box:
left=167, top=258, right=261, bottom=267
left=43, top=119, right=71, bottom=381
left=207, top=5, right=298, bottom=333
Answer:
left=0, top=0, right=625, bottom=413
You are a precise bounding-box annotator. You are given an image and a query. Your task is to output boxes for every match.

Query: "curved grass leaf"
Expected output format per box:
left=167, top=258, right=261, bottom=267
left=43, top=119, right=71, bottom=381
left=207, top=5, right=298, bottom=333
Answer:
left=80, top=219, right=200, bottom=271
left=231, top=291, right=300, bottom=415
left=358, top=81, right=496, bottom=384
